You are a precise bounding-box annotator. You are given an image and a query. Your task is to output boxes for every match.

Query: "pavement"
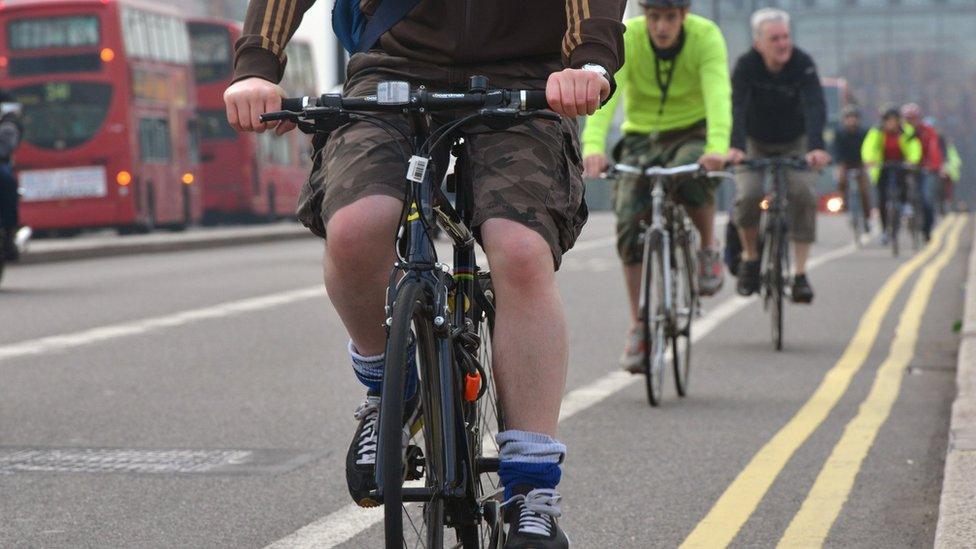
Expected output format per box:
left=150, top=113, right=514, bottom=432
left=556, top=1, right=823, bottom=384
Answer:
left=0, top=211, right=971, bottom=548
left=16, top=222, right=311, bottom=264
left=935, top=218, right=976, bottom=548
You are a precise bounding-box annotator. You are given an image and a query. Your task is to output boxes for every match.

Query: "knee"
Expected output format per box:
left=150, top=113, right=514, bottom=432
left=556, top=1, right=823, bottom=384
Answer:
left=482, top=221, right=555, bottom=291
left=325, top=198, right=399, bottom=269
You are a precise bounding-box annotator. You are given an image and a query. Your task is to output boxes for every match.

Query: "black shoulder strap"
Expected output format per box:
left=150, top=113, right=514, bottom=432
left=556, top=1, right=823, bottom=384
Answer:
left=356, top=0, right=422, bottom=53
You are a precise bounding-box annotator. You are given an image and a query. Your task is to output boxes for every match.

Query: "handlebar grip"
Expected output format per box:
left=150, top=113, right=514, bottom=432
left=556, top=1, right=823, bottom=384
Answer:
left=281, top=97, right=306, bottom=112
left=523, top=90, right=549, bottom=110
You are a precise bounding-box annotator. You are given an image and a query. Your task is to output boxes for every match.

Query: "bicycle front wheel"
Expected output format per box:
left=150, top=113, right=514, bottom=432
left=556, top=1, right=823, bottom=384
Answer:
left=379, top=280, right=446, bottom=548
left=671, top=234, right=695, bottom=397
left=763, top=227, right=785, bottom=351
left=640, top=231, right=668, bottom=407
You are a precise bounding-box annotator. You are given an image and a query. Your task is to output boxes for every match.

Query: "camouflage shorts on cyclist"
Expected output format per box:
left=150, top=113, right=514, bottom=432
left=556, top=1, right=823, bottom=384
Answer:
left=295, top=51, right=588, bottom=268
left=611, top=124, right=717, bottom=265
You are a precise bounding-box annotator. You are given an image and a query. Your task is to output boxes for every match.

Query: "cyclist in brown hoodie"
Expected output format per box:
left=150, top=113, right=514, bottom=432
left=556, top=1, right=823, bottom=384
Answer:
left=224, top=1, right=626, bottom=547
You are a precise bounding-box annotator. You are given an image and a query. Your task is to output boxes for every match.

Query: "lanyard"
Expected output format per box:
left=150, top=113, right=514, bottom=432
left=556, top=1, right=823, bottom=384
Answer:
left=651, top=27, right=685, bottom=117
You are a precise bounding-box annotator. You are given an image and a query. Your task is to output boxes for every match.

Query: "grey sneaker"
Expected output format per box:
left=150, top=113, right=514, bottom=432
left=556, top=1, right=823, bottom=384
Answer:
left=697, top=248, right=725, bottom=297
left=619, top=329, right=646, bottom=374
left=503, top=487, right=569, bottom=549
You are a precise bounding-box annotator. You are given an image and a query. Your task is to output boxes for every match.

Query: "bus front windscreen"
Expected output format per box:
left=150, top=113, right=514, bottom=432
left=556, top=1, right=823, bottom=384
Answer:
left=8, top=15, right=100, bottom=50
left=12, top=82, right=112, bottom=150
left=187, top=23, right=232, bottom=83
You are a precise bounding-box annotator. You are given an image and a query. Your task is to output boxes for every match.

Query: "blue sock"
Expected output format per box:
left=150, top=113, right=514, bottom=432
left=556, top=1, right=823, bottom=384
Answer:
left=496, top=430, right=566, bottom=500
left=349, top=340, right=418, bottom=399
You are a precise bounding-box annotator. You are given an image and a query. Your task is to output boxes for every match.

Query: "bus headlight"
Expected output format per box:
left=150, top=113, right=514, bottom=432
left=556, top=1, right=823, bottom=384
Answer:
left=182, top=172, right=195, bottom=185
left=116, top=170, right=132, bottom=186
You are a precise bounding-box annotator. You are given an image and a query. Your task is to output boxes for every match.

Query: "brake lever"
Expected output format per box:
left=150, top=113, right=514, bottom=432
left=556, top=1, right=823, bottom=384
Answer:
left=259, top=111, right=298, bottom=123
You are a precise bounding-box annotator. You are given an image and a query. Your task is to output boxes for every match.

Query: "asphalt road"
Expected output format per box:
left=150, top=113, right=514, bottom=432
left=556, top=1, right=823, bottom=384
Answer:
left=0, top=211, right=970, bottom=548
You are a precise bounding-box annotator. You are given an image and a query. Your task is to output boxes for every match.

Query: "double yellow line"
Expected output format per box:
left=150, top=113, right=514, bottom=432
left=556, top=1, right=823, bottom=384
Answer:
left=682, top=214, right=967, bottom=548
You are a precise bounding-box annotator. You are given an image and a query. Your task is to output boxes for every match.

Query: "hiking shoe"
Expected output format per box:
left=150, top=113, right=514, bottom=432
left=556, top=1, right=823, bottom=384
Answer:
left=792, top=274, right=814, bottom=304
left=619, top=329, right=646, bottom=374
left=345, top=390, right=422, bottom=507
left=697, top=248, right=724, bottom=297
left=503, top=487, right=569, bottom=549
left=736, top=259, right=761, bottom=296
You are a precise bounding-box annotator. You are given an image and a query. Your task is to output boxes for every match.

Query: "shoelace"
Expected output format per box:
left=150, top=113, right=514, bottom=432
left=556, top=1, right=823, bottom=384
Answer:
left=503, top=488, right=562, bottom=537
left=353, top=396, right=381, bottom=466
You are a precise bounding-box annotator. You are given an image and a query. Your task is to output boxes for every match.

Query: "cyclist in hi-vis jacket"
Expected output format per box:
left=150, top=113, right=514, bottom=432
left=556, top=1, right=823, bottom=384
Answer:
left=580, top=0, right=732, bottom=373
left=223, top=0, right=627, bottom=546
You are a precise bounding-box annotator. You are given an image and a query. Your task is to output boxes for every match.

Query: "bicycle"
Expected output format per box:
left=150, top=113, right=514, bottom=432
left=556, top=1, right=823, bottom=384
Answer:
left=737, top=156, right=808, bottom=352
left=262, top=77, right=553, bottom=548
left=880, top=161, right=920, bottom=257
left=839, top=167, right=866, bottom=247
left=609, top=162, right=724, bottom=406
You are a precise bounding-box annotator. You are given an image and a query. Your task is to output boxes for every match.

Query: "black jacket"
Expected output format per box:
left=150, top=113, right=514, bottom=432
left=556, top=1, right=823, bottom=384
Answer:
left=833, top=126, right=868, bottom=166
left=731, top=47, right=826, bottom=151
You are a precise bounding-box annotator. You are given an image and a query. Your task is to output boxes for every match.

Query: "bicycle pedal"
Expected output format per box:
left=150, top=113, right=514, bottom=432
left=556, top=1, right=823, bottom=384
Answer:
left=404, top=444, right=426, bottom=481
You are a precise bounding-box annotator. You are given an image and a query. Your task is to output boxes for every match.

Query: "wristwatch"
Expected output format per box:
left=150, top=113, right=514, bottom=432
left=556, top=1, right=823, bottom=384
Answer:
left=581, top=63, right=609, bottom=79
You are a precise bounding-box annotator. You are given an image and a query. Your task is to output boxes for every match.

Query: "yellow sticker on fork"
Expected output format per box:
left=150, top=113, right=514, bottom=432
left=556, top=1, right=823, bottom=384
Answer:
left=407, top=202, right=420, bottom=221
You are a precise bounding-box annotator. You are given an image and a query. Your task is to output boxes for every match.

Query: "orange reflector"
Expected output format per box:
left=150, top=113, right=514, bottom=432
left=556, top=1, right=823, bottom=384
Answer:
left=464, top=372, right=481, bottom=402
left=181, top=173, right=194, bottom=185
left=116, top=170, right=132, bottom=186
left=100, top=48, right=115, bottom=62
left=760, top=197, right=771, bottom=211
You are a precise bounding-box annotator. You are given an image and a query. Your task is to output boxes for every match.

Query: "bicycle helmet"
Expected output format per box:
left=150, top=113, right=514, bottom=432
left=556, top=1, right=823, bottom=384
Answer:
left=900, top=102, right=922, bottom=119
left=639, top=0, right=691, bottom=7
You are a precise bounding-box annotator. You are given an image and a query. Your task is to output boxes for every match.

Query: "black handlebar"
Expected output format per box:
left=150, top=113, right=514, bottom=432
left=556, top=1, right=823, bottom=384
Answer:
left=260, top=86, right=551, bottom=124
left=738, top=156, right=809, bottom=170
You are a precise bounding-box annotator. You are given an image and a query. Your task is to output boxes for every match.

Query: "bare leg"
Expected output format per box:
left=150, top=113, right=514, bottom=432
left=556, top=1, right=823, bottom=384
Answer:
left=481, top=218, right=568, bottom=437
left=623, top=263, right=641, bottom=326
left=739, top=226, right=761, bottom=261
left=323, top=195, right=402, bottom=356
left=794, top=242, right=811, bottom=276
left=686, top=204, right=716, bottom=250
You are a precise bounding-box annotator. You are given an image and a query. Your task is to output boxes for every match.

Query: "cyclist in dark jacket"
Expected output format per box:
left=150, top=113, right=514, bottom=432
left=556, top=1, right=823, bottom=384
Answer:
left=225, top=1, right=627, bottom=546
left=0, top=90, right=23, bottom=261
left=727, top=7, right=830, bottom=304
left=833, top=105, right=871, bottom=233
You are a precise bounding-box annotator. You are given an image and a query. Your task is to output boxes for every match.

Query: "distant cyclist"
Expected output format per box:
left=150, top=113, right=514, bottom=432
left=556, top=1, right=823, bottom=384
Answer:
left=900, top=103, right=941, bottom=241
left=581, top=0, right=731, bottom=373
left=0, top=91, right=23, bottom=261
left=861, top=107, right=922, bottom=243
left=727, top=8, right=830, bottom=304
left=832, top=105, right=871, bottom=233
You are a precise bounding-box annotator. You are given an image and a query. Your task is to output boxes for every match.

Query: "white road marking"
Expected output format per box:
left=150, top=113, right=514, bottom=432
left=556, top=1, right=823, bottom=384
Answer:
left=264, top=242, right=858, bottom=548
left=0, top=287, right=325, bottom=363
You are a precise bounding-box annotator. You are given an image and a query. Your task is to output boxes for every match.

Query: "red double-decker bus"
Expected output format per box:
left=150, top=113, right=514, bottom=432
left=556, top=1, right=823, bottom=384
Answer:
left=188, top=18, right=315, bottom=223
left=0, top=0, right=201, bottom=233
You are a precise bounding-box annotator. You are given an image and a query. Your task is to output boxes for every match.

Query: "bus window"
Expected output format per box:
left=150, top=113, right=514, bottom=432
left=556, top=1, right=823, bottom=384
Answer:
left=258, top=132, right=292, bottom=166
left=188, top=23, right=232, bottom=83
left=197, top=110, right=236, bottom=141
left=139, top=118, right=172, bottom=162
left=8, top=15, right=100, bottom=50
left=12, top=82, right=112, bottom=150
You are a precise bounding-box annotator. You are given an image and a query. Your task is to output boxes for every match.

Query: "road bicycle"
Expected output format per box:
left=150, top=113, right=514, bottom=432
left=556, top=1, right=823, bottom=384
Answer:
left=610, top=162, right=726, bottom=406
left=264, top=77, right=552, bottom=548
left=880, top=161, right=922, bottom=256
left=738, top=157, right=808, bottom=351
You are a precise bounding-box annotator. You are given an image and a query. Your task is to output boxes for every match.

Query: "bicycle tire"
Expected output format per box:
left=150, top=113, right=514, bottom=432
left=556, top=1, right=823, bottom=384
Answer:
left=380, top=280, right=446, bottom=548
left=771, top=232, right=786, bottom=351
left=887, top=202, right=900, bottom=257
left=457, top=274, right=506, bottom=549
left=640, top=231, right=667, bottom=407
left=671, top=234, right=695, bottom=397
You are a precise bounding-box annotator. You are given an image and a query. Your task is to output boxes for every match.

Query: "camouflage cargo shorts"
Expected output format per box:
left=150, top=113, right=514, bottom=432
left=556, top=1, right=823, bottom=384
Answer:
left=295, top=52, right=588, bottom=268
left=611, top=123, right=717, bottom=265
